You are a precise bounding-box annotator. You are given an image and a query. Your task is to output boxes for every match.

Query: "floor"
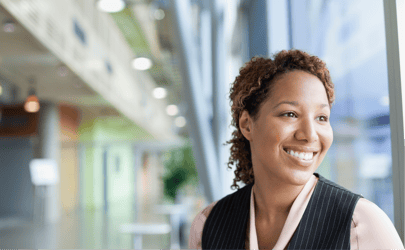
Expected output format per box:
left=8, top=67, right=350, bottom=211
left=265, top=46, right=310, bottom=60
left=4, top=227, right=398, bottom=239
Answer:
left=0, top=203, right=191, bottom=249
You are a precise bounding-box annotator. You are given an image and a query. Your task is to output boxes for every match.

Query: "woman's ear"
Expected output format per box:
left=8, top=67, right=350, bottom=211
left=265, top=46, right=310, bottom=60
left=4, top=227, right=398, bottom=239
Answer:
left=239, top=110, right=253, bottom=141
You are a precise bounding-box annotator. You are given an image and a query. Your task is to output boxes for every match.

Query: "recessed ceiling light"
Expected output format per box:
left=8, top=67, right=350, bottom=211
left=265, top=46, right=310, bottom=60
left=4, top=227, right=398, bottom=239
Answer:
left=175, top=116, right=186, bottom=128
left=166, top=105, right=179, bottom=116
left=97, top=0, right=126, bottom=13
left=132, top=57, right=153, bottom=71
left=154, top=9, right=165, bottom=20
left=153, top=87, right=167, bottom=99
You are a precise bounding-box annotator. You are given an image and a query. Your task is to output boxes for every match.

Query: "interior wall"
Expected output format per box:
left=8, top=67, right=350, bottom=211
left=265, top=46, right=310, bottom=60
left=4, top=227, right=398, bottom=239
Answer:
left=0, top=77, right=35, bottom=219
left=78, top=116, right=153, bottom=211
left=107, top=145, right=134, bottom=215
left=60, top=146, right=79, bottom=213
left=0, top=138, right=34, bottom=218
left=59, top=105, right=80, bottom=214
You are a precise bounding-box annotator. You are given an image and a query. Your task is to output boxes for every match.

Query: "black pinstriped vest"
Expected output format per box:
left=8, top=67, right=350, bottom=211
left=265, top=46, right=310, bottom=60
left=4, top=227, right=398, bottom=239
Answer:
left=202, top=173, right=362, bottom=249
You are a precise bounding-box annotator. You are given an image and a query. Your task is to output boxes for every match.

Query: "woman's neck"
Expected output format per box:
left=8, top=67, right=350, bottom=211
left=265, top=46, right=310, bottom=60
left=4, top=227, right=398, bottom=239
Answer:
left=253, top=177, right=306, bottom=222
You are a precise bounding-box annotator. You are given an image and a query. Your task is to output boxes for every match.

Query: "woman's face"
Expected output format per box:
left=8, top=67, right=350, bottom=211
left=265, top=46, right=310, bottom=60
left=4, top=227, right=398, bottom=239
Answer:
left=240, top=70, right=333, bottom=186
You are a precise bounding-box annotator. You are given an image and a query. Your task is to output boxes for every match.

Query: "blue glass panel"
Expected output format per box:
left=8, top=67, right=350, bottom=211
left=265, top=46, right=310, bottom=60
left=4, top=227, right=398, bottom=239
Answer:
left=290, top=0, right=394, bottom=221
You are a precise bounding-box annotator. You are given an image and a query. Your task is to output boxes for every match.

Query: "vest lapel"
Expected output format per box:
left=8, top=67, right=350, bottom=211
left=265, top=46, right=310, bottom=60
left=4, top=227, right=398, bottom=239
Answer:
left=287, top=174, right=361, bottom=249
left=202, top=183, right=253, bottom=249
left=202, top=173, right=361, bottom=250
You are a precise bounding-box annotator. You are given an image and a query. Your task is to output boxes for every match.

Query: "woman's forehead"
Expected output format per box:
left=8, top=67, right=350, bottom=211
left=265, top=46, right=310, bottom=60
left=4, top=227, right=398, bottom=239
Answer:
left=266, top=71, right=330, bottom=107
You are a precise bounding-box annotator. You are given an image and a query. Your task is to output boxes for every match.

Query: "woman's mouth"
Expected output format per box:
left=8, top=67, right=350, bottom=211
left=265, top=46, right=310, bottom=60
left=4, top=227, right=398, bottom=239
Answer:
left=283, top=148, right=318, bottom=161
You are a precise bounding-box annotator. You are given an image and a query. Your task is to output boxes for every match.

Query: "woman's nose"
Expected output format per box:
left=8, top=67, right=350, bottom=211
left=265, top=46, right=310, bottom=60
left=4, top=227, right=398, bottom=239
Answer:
left=295, top=118, right=319, bottom=142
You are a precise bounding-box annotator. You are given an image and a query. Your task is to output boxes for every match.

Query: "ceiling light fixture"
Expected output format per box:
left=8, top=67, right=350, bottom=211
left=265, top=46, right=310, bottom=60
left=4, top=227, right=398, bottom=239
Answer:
left=153, top=87, right=167, bottom=99
left=175, top=116, right=186, bottom=128
left=24, top=78, right=40, bottom=113
left=97, top=0, right=126, bottom=13
left=132, top=57, right=153, bottom=71
left=166, top=104, right=179, bottom=116
left=154, top=9, right=165, bottom=20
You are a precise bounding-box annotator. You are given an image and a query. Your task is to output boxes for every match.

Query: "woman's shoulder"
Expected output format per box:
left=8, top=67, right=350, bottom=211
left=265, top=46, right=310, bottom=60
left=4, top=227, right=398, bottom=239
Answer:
left=352, top=197, right=404, bottom=248
left=195, top=200, right=219, bottom=222
left=188, top=200, right=218, bottom=249
left=188, top=185, right=253, bottom=249
left=353, top=197, right=395, bottom=226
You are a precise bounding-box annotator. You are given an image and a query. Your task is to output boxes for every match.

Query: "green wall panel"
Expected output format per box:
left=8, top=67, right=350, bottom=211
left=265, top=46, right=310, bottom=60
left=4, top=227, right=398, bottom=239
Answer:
left=79, top=116, right=152, bottom=210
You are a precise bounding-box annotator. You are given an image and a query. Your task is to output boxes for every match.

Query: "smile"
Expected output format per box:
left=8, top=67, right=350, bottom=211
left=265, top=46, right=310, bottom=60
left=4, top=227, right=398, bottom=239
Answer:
left=283, top=148, right=318, bottom=164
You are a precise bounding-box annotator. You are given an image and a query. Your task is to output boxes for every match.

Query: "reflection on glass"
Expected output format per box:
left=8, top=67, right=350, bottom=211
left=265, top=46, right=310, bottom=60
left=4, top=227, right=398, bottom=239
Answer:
left=290, top=0, right=393, bottom=221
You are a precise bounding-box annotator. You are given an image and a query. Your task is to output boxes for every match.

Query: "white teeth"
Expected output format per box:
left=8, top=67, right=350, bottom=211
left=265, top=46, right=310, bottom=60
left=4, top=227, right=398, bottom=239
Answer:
left=286, top=149, right=314, bottom=161
left=299, top=152, right=305, bottom=159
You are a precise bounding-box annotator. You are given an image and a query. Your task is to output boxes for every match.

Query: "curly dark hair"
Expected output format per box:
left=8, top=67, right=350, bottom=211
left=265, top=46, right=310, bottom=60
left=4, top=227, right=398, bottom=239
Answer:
left=226, top=49, right=335, bottom=190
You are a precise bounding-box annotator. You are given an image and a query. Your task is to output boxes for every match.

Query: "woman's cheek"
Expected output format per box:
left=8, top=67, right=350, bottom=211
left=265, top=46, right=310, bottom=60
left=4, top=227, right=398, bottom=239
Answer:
left=321, top=125, right=334, bottom=151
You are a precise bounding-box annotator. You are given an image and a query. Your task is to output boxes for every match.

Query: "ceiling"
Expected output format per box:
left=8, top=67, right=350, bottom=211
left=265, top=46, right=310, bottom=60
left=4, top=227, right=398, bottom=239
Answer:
left=0, top=1, right=188, bottom=135
left=111, top=0, right=185, bottom=109
left=0, top=4, right=126, bottom=119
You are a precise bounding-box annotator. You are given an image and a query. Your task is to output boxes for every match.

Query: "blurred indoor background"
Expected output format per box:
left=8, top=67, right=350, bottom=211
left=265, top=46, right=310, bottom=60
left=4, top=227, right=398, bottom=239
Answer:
left=0, top=0, right=403, bottom=248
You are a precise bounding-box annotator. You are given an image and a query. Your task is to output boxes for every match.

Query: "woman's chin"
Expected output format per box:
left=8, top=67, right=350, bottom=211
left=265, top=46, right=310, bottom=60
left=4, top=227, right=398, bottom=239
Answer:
left=287, top=169, right=316, bottom=185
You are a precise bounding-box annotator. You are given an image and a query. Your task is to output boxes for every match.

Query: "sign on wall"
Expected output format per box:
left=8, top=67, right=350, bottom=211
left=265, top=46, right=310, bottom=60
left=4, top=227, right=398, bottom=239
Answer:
left=29, top=159, right=59, bottom=186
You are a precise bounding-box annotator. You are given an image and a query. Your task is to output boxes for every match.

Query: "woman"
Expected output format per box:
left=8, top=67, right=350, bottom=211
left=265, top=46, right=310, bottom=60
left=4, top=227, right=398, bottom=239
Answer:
left=189, top=50, right=404, bottom=249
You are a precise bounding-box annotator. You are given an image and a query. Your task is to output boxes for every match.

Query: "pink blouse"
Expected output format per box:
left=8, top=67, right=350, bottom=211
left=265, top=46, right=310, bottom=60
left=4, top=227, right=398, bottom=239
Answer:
left=189, top=175, right=404, bottom=249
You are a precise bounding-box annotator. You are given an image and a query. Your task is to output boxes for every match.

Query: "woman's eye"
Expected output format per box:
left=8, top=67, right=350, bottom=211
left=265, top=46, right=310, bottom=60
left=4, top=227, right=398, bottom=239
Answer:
left=317, top=116, right=329, bottom=122
left=282, top=112, right=296, bottom=118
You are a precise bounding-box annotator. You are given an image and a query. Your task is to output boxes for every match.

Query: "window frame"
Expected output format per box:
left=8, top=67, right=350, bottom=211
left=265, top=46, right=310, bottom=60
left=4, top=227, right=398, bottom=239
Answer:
left=383, top=0, right=405, bottom=243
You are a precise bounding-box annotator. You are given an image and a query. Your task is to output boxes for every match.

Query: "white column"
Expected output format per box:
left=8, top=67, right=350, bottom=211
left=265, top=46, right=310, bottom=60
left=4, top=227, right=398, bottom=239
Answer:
left=33, top=102, right=61, bottom=224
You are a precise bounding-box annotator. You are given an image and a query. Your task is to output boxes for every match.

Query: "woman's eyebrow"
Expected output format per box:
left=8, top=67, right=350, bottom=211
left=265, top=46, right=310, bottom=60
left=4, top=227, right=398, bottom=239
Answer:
left=273, top=100, right=298, bottom=109
left=273, top=101, right=329, bottom=109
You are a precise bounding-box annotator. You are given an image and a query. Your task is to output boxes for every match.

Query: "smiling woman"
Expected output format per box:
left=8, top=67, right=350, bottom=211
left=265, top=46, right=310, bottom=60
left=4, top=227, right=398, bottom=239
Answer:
left=227, top=50, right=335, bottom=190
left=239, top=70, right=333, bottom=189
left=188, top=50, right=404, bottom=249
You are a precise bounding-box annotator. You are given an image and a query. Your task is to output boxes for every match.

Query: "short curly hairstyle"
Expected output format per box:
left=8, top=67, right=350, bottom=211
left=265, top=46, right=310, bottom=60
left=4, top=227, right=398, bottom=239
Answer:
left=227, top=49, right=335, bottom=190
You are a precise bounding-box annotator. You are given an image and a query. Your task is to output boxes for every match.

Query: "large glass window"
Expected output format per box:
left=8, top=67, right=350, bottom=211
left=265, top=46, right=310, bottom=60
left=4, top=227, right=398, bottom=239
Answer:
left=290, top=0, right=394, bottom=220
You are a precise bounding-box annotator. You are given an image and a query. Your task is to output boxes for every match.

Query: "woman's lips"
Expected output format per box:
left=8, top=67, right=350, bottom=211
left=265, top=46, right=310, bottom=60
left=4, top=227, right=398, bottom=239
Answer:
left=283, top=148, right=317, bottom=167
